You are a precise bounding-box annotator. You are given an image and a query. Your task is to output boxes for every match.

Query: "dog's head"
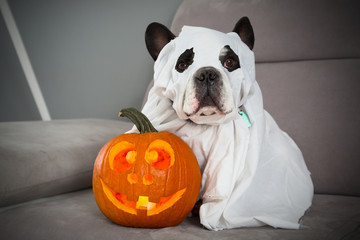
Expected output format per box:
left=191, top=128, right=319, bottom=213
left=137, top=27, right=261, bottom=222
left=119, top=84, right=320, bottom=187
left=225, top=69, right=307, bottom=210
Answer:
left=145, top=17, right=255, bottom=125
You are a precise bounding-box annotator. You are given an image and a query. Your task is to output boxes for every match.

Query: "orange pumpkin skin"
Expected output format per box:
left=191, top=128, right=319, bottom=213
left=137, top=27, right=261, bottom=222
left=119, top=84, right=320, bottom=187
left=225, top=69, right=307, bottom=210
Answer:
left=93, top=119, right=201, bottom=228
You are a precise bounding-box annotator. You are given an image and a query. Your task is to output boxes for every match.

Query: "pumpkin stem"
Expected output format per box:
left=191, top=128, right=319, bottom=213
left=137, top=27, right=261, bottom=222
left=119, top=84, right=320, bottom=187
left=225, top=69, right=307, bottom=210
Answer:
left=119, top=108, right=158, bottom=133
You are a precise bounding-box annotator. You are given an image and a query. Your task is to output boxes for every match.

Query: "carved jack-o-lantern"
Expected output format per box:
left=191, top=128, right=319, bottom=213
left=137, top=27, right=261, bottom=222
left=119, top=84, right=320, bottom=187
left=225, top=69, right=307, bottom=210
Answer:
left=93, top=108, right=201, bottom=228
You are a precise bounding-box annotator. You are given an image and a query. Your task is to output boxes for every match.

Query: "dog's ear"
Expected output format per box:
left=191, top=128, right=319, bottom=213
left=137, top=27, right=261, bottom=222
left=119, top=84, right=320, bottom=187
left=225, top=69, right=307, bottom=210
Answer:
left=233, top=17, right=255, bottom=50
left=145, top=22, right=175, bottom=61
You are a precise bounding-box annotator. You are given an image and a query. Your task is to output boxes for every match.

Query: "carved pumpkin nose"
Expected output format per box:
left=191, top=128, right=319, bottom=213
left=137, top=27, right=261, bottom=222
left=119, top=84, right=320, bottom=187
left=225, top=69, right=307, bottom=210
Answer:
left=127, top=173, right=154, bottom=185
left=143, top=174, right=154, bottom=185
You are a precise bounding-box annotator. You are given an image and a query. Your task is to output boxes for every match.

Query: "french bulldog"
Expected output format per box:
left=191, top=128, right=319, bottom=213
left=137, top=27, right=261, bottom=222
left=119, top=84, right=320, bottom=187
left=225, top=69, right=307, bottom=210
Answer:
left=140, top=17, right=313, bottom=230
left=145, top=18, right=254, bottom=121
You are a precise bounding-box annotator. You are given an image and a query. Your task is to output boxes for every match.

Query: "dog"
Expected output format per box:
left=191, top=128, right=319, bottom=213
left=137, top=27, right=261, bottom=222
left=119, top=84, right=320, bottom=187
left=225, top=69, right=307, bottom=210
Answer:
left=138, top=17, right=313, bottom=230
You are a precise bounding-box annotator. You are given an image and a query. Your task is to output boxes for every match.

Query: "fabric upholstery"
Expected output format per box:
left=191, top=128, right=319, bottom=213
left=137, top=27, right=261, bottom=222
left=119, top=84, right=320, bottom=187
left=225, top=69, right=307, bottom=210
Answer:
left=0, top=119, right=133, bottom=207
left=1, top=189, right=359, bottom=240
left=171, top=0, right=360, bottom=62
left=256, top=59, right=360, bottom=196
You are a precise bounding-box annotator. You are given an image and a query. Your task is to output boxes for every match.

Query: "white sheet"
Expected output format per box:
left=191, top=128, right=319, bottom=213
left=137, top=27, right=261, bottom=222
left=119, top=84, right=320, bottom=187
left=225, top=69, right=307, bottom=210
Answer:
left=129, top=26, right=313, bottom=230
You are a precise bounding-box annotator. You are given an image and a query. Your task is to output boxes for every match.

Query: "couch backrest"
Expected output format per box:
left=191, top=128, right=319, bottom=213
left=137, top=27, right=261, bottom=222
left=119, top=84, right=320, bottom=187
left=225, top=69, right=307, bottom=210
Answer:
left=169, top=0, right=360, bottom=196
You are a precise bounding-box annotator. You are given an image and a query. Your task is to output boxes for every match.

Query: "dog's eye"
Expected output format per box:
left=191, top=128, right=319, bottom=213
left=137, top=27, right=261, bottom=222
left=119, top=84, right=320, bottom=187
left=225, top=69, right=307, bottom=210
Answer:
left=177, top=62, right=188, bottom=72
left=224, top=58, right=235, bottom=68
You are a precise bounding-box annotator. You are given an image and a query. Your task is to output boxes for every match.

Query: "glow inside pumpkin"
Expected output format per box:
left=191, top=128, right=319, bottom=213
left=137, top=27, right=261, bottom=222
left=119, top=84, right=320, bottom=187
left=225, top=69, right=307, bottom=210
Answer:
left=100, top=179, right=186, bottom=216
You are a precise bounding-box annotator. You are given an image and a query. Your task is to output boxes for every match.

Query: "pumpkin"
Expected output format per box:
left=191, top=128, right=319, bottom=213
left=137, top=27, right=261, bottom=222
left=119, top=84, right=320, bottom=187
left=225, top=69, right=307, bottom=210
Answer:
left=92, top=108, right=201, bottom=228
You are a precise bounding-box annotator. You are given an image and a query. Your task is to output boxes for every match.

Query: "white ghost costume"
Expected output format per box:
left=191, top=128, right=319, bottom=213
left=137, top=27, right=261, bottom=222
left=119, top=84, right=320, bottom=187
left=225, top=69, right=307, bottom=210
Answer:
left=129, top=26, right=313, bottom=230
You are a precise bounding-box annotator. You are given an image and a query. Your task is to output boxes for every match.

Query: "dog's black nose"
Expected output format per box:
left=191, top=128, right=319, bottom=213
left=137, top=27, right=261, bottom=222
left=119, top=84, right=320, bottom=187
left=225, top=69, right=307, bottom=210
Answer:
left=195, top=68, right=219, bottom=86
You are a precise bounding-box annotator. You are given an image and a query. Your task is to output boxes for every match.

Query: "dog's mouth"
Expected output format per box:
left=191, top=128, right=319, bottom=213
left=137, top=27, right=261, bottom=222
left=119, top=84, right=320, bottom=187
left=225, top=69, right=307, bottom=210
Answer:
left=185, top=100, right=230, bottom=117
left=195, top=95, right=224, bottom=116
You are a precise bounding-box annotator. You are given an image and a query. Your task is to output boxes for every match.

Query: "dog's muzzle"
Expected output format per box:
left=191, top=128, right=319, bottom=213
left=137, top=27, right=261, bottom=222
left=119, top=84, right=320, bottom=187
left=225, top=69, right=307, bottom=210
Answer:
left=183, top=67, right=233, bottom=117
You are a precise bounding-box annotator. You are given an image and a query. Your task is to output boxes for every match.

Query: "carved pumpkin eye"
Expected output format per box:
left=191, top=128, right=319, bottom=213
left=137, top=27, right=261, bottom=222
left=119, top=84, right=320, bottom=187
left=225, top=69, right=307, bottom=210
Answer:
left=108, top=141, right=136, bottom=173
left=145, top=140, right=175, bottom=170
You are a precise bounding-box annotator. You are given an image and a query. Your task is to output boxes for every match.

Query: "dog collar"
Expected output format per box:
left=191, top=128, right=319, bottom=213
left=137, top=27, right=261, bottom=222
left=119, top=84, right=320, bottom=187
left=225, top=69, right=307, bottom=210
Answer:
left=239, top=110, right=251, bottom=128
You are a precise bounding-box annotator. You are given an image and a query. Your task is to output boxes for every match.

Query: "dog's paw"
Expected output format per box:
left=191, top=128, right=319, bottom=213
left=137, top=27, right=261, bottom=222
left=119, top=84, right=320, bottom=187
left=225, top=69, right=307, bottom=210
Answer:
left=191, top=199, right=203, bottom=217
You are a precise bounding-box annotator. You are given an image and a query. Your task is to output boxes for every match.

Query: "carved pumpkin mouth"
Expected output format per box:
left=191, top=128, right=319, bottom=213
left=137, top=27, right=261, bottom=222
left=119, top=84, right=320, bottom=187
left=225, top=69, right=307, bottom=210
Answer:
left=100, top=179, right=186, bottom=216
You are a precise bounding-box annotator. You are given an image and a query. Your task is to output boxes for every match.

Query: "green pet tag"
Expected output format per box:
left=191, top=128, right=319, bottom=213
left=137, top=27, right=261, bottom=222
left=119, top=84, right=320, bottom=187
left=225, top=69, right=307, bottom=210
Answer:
left=239, top=110, right=251, bottom=128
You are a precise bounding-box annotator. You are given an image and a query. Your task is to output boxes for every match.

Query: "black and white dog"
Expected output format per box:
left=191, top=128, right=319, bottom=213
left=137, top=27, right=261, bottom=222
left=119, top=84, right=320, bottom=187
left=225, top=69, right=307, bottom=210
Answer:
left=138, top=17, right=313, bottom=230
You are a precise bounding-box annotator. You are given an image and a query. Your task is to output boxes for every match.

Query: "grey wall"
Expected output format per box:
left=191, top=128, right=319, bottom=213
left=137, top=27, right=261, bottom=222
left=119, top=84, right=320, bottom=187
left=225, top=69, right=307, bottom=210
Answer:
left=0, top=0, right=183, bottom=122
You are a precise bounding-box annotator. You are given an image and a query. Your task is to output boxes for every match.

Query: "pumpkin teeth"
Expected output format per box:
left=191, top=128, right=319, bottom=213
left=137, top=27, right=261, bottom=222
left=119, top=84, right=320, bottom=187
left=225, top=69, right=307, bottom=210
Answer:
left=100, top=179, right=186, bottom=216
left=136, top=196, right=156, bottom=211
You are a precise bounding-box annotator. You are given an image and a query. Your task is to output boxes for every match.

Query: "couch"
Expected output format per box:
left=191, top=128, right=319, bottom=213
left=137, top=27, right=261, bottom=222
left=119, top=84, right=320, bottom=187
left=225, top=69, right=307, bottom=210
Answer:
left=1, top=0, right=360, bottom=239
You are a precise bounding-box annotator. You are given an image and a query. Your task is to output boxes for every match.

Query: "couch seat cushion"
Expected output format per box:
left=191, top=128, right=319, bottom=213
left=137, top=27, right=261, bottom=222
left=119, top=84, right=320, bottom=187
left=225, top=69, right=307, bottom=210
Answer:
left=0, top=190, right=359, bottom=240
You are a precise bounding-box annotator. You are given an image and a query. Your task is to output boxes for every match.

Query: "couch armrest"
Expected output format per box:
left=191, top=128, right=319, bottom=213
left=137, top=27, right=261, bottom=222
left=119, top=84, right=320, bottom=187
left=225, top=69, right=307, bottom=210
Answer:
left=0, top=119, right=133, bottom=207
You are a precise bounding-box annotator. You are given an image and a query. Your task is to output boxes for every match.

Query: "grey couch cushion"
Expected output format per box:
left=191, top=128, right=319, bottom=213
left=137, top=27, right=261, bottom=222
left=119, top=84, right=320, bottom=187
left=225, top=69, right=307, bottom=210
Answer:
left=0, top=119, right=133, bottom=207
left=1, top=189, right=359, bottom=240
left=256, top=59, right=360, bottom=196
left=171, top=0, right=360, bottom=62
